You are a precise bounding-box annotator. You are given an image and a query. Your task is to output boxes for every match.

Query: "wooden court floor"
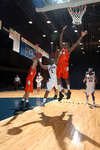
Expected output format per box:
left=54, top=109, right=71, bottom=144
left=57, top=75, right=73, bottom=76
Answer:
left=0, top=89, right=100, bottom=150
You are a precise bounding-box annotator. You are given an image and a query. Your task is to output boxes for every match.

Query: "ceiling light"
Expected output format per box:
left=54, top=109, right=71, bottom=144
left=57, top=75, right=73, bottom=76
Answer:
left=98, top=46, right=100, bottom=47
left=98, top=40, right=100, bottom=42
left=82, top=52, right=85, bottom=54
left=47, top=21, right=51, bottom=24
left=54, top=30, right=57, bottom=33
left=81, top=47, right=84, bottom=49
left=57, top=49, right=59, bottom=51
left=97, top=51, right=99, bottom=53
left=43, top=35, right=46, bottom=37
left=92, top=5, right=95, bottom=7
left=79, top=43, right=82, bottom=45
left=51, top=42, right=53, bottom=44
left=29, top=21, right=33, bottom=24
left=63, top=42, right=65, bottom=44
left=74, top=30, right=78, bottom=33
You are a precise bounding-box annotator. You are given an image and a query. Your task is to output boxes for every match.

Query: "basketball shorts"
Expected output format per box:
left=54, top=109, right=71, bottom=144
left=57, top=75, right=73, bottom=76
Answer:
left=37, top=82, right=41, bottom=88
left=56, top=64, right=69, bottom=79
left=46, top=78, right=58, bottom=91
left=86, top=86, right=95, bottom=95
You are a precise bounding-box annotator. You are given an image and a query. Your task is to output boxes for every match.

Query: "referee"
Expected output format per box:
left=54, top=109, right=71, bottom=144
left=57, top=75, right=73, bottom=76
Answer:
left=14, top=75, right=20, bottom=91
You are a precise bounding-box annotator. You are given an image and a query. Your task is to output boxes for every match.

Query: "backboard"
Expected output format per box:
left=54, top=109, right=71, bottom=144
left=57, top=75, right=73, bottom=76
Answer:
left=32, top=0, right=100, bottom=12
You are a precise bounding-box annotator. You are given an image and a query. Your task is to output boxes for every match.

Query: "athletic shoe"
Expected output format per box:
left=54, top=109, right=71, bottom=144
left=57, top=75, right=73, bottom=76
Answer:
left=85, top=100, right=88, bottom=105
left=53, top=95, right=57, bottom=99
left=25, top=102, right=30, bottom=108
left=43, top=103, right=45, bottom=107
left=41, top=102, right=45, bottom=107
left=58, top=92, right=64, bottom=101
left=67, top=90, right=71, bottom=99
left=19, top=101, right=24, bottom=107
left=93, top=102, right=95, bottom=107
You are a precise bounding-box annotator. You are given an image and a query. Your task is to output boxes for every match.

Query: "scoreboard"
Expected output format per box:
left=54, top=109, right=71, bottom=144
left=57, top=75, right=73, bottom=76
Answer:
left=20, top=37, right=36, bottom=59
left=20, top=37, right=49, bottom=59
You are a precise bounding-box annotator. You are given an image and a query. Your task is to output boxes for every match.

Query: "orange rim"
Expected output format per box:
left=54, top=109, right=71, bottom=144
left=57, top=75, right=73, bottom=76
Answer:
left=67, top=4, right=87, bottom=14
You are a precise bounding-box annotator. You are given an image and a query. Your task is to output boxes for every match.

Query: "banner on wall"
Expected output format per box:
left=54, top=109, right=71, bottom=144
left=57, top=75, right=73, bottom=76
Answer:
left=0, top=20, right=2, bottom=30
left=20, top=37, right=49, bottom=59
left=9, top=28, right=20, bottom=53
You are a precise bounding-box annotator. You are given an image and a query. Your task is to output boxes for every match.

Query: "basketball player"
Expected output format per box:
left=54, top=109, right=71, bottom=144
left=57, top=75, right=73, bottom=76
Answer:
left=36, top=72, right=43, bottom=94
left=57, top=25, right=88, bottom=101
left=38, top=58, right=58, bottom=106
left=19, top=44, right=39, bottom=108
left=83, top=68, right=98, bottom=107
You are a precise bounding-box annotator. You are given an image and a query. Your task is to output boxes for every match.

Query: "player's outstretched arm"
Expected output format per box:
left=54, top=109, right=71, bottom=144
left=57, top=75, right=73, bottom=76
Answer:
left=55, top=51, right=61, bottom=65
left=31, top=56, right=38, bottom=69
left=39, top=60, right=48, bottom=70
left=68, top=30, right=88, bottom=54
left=35, top=44, right=39, bottom=53
left=60, top=25, right=67, bottom=48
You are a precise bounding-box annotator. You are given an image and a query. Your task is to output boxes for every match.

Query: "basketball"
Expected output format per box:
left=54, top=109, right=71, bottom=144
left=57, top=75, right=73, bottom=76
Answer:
left=35, top=52, right=42, bottom=59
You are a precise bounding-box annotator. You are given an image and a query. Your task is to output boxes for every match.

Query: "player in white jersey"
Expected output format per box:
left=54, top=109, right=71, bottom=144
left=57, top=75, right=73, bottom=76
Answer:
left=36, top=72, right=43, bottom=94
left=38, top=58, right=58, bottom=106
left=83, top=68, right=98, bottom=107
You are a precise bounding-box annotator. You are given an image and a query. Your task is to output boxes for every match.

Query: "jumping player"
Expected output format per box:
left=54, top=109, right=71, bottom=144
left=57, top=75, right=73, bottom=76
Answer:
left=83, top=68, right=98, bottom=107
left=36, top=72, right=43, bottom=94
left=57, top=25, right=88, bottom=101
left=19, top=44, right=39, bottom=108
left=38, top=58, right=58, bottom=106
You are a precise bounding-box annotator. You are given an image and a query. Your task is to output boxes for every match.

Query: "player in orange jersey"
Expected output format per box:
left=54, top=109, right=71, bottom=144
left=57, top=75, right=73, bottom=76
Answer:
left=57, top=25, right=88, bottom=101
left=19, top=44, right=39, bottom=108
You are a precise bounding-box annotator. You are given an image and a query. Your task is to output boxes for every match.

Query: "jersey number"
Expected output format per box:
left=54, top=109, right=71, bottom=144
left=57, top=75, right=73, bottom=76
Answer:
left=89, top=79, right=93, bottom=82
left=51, top=70, right=53, bottom=73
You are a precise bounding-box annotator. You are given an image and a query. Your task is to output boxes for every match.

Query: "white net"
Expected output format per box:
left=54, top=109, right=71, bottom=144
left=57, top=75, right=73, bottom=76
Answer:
left=67, top=5, right=87, bottom=25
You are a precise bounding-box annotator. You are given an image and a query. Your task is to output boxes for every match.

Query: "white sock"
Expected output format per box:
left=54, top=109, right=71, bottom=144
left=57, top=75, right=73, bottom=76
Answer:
left=22, top=99, right=24, bottom=101
left=43, top=98, right=46, bottom=103
left=26, top=100, right=29, bottom=103
left=58, top=85, right=62, bottom=92
left=67, top=85, right=70, bottom=91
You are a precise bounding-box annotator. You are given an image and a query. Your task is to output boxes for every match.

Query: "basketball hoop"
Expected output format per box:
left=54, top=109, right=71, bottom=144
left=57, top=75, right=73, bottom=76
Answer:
left=67, top=4, right=87, bottom=25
